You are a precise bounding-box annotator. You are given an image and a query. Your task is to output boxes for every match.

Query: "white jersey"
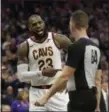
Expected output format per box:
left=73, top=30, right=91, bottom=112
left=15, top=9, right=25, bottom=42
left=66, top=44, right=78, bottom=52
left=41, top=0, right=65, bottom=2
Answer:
left=27, top=32, right=62, bottom=86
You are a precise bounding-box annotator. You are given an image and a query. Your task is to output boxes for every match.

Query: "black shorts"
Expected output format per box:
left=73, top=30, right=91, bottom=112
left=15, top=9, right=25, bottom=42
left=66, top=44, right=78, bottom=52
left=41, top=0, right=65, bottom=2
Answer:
left=68, top=87, right=97, bottom=112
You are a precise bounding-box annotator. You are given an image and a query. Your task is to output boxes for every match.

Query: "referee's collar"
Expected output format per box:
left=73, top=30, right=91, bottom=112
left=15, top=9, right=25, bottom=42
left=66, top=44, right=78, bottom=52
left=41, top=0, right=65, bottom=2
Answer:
left=78, top=37, right=89, bottom=41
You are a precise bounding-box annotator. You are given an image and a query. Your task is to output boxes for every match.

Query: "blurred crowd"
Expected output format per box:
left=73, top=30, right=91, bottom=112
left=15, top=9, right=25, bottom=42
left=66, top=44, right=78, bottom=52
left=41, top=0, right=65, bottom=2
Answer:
left=1, top=0, right=109, bottom=112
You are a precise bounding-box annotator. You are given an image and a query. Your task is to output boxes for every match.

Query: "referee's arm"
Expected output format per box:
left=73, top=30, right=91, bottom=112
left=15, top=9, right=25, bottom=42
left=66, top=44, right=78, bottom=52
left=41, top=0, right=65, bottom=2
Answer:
left=35, top=44, right=82, bottom=106
left=95, top=63, right=102, bottom=111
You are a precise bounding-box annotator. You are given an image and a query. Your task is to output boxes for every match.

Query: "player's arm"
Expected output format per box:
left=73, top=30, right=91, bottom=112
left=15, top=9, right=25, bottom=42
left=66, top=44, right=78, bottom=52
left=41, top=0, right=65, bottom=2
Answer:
left=17, top=41, right=29, bottom=81
left=95, top=65, right=102, bottom=111
left=54, top=33, right=72, bottom=51
left=42, top=68, right=61, bottom=77
left=17, top=41, right=42, bottom=81
left=41, top=34, right=72, bottom=77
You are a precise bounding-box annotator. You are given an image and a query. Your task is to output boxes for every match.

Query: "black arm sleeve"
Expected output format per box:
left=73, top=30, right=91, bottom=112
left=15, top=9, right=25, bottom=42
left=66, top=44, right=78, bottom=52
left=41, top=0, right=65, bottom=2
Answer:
left=66, top=44, right=84, bottom=69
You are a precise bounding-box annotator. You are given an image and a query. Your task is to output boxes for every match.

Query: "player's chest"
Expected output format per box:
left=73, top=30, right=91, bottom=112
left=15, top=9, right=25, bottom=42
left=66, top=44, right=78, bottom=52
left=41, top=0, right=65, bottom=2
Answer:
left=29, top=43, right=56, bottom=60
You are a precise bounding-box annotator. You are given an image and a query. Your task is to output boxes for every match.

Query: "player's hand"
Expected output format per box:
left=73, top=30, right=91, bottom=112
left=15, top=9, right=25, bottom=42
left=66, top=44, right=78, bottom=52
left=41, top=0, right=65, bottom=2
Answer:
left=34, top=95, right=48, bottom=106
left=42, top=67, right=57, bottom=77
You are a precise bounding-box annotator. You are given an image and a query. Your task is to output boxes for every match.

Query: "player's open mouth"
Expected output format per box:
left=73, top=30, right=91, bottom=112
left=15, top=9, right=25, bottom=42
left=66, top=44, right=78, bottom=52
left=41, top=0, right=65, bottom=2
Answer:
left=37, top=29, right=44, bottom=34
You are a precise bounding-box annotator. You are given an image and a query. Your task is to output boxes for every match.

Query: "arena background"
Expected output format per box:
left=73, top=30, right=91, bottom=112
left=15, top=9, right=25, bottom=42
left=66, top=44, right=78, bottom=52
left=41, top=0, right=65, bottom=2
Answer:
left=1, top=0, right=109, bottom=111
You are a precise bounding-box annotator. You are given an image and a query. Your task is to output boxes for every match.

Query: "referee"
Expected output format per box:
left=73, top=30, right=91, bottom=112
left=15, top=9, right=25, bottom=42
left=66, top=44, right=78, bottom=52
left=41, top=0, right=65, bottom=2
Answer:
left=35, top=10, right=102, bottom=112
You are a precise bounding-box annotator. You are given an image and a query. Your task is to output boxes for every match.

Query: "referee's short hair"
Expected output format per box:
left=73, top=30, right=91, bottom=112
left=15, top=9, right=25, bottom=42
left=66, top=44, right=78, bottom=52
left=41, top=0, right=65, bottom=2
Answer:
left=71, top=10, right=89, bottom=29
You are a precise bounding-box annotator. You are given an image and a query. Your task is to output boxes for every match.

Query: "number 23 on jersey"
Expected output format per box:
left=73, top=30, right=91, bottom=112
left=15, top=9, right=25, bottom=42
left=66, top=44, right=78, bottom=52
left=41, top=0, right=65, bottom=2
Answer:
left=38, top=58, right=53, bottom=70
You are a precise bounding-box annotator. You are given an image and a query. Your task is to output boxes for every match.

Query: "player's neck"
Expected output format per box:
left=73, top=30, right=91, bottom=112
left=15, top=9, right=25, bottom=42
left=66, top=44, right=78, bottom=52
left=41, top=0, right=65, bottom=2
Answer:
left=75, top=30, right=88, bottom=41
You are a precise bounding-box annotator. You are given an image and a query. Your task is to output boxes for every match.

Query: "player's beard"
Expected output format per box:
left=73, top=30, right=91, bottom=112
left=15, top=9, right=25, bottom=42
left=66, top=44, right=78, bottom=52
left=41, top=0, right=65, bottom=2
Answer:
left=33, top=28, right=48, bottom=40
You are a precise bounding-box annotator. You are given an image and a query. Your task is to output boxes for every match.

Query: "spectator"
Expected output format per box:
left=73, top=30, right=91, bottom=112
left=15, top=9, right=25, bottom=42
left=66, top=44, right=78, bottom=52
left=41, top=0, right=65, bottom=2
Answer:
left=2, top=86, right=15, bottom=105
left=11, top=89, right=29, bottom=112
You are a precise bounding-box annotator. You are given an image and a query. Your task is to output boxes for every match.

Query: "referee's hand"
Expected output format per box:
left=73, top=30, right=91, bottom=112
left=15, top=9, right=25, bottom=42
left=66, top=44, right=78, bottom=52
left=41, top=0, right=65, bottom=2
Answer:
left=34, top=95, right=48, bottom=106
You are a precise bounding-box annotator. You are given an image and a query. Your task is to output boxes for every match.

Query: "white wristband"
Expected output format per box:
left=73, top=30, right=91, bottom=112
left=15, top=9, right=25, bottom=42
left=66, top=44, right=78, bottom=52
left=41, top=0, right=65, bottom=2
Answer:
left=17, top=64, right=43, bottom=81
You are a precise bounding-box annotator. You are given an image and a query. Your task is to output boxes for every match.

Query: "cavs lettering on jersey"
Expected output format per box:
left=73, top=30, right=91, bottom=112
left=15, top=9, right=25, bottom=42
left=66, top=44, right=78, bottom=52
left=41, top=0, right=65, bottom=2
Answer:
left=27, top=32, right=62, bottom=86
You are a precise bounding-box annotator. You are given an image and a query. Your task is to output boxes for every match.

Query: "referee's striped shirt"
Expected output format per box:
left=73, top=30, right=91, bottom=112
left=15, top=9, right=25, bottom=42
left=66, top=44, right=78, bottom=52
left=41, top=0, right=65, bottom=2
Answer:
left=66, top=38, right=101, bottom=91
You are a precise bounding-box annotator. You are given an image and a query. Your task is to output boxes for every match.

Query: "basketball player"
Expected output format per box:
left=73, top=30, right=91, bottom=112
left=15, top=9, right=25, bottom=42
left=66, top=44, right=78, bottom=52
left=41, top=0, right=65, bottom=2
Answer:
left=17, top=15, right=72, bottom=111
left=35, top=10, right=102, bottom=112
